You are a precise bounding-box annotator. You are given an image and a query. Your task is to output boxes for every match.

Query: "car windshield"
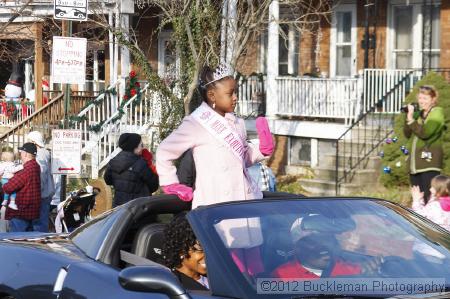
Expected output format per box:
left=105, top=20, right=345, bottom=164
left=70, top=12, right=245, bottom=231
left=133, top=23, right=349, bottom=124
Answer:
left=195, top=199, right=450, bottom=298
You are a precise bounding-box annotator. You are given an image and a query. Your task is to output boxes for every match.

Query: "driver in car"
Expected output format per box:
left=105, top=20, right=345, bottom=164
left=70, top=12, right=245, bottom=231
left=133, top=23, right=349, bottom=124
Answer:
left=272, top=233, right=382, bottom=279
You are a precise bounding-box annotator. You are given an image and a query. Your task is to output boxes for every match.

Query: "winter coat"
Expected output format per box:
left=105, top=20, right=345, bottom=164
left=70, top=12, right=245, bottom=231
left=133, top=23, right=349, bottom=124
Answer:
left=412, top=196, right=450, bottom=231
left=36, top=147, right=55, bottom=199
left=104, top=151, right=159, bottom=207
left=403, top=106, right=445, bottom=174
left=156, top=102, right=265, bottom=209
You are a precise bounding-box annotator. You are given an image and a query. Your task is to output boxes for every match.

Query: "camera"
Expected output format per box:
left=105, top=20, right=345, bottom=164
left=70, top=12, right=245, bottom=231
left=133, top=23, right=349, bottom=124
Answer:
left=400, top=102, right=419, bottom=113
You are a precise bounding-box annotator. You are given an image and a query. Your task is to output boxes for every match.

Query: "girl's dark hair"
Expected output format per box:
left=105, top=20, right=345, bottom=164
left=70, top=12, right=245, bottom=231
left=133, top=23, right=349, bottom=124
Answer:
left=198, top=65, right=232, bottom=102
left=162, top=212, right=198, bottom=269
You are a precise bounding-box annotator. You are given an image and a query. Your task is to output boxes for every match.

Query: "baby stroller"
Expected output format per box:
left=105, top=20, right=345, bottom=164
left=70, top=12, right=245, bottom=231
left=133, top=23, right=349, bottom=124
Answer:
left=53, top=186, right=100, bottom=233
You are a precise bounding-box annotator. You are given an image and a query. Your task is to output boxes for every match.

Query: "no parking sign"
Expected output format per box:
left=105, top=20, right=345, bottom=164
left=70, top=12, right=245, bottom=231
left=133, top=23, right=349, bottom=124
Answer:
left=51, top=130, right=82, bottom=175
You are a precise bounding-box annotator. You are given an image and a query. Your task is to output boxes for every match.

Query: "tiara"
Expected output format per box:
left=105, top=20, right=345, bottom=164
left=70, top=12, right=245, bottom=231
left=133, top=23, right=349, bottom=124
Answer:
left=203, top=64, right=233, bottom=86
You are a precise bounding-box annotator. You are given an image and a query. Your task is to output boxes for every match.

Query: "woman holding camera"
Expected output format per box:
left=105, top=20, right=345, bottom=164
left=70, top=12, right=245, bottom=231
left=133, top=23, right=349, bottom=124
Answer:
left=404, top=85, right=445, bottom=204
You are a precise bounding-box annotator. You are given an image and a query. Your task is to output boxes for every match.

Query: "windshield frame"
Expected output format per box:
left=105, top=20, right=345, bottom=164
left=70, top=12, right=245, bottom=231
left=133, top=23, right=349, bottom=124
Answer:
left=188, top=197, right=450, bottom=299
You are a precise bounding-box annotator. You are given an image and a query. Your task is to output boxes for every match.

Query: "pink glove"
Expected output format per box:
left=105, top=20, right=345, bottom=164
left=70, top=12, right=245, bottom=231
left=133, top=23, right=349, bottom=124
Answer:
left=162, top=184, right=193, bottom=202
left=256, top=116, right=274, bottom=156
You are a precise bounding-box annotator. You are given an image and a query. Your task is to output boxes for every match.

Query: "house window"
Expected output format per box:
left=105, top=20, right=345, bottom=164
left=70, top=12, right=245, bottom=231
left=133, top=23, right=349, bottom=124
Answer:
left=158, top=31, right=179, bottom=81
left=422, top=4, right=440, bottom=69
left=260, top=25, right=298, bottom=75
left=278, top=24, right=298, bottom=76
left=389, top=2, right=441, bottom=69
left=393, top=6, right=413, bottom=69
left=289, top=137, right=311, bottom=166
left=336, top=11, right=352, bottom=76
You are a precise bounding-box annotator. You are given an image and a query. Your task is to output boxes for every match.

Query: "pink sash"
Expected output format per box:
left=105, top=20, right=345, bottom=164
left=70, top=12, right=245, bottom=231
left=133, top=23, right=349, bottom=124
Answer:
left=191, top=102, right=245, bottom=165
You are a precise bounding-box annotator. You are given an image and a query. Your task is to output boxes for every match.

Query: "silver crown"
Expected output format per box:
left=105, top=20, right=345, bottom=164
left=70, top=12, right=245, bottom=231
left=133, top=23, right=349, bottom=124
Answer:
left=204, top=63, right=233, bottom=86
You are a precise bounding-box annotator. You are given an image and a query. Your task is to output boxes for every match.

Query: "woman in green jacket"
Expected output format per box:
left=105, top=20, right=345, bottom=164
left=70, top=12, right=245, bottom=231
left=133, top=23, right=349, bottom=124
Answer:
left=404, top=85, right=445, bottom=203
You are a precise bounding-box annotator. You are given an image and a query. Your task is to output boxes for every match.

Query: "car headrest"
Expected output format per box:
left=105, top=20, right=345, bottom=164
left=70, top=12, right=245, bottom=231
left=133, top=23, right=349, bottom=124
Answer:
left=300, top=215, right=356, bottom=233
left=132, top=223, right=166, bottom=265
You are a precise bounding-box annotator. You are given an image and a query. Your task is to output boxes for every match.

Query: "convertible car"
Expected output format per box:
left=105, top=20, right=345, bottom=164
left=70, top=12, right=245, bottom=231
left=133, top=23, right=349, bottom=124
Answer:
left=1, top=193, right=450, bottom=299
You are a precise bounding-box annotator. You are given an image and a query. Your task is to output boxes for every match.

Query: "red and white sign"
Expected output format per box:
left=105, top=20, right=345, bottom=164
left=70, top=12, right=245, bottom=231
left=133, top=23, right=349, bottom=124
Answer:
left=51, top=130, right=82, bottom=175
left=51, top=36, right=87, bottom=84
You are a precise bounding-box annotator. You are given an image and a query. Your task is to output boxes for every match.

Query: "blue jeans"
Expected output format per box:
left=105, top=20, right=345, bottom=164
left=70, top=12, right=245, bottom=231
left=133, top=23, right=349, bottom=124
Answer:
left=1, top=178, right=16, bottom=204
left=32, top=196, right=52, bottom=232
left=9, top=218, right=34, bottom=232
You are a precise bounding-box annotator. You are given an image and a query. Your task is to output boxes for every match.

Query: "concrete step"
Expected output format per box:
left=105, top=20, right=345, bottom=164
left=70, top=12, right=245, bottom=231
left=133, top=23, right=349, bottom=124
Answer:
left=298, top=178, right=362, bottom=196
left=321, top=154, right=382, bottom=169
left=313, top=166, right=379, bottom=184
left=285, top=165, right=314, bottom=177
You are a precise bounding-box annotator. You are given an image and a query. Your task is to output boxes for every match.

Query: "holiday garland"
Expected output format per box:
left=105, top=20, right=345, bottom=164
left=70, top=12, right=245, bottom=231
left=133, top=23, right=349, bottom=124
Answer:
left=68, top=71, right=142, bottom=132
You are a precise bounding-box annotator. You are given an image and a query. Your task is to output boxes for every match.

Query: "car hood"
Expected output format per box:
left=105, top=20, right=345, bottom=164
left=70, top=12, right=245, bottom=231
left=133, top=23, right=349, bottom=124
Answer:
left=0, top=232, right=87, bottom=261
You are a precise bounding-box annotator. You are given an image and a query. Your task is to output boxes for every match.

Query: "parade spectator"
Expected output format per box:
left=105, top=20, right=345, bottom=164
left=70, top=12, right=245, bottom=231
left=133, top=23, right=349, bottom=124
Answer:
left=3, top=143, right=41, bottom=232
left=163, top=213, right=209, bottom=290
left=156, top=64, right=275, bottom=207
left=0, top=151, right=23, bottom=210
left=176, top=149, right=196, bottom=189
left=104, top=133, right=159, bottom=207
left=404, top=85, right=445, bottom=203
left=411, top=175, right=450, bottom=231
left=248, top=161, right=276, bottom=192
left=141, top=148, right=158, bottom=175
left=51, top=174, right=62, bottom=211
left=27, top=131, right=55, bottom=232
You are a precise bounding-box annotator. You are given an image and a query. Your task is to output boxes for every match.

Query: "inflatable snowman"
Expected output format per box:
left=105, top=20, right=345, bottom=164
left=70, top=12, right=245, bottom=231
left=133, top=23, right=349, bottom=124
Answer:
left=4, top=71, right=24, bottom=100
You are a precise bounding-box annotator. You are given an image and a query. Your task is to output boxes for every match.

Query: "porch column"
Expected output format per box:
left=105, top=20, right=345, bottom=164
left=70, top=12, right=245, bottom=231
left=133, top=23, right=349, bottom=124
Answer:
left=226, top=0, right=237, bottom=66
left=120, top=0, right=133, bottom=78
left=34, top=23, right=43, bottom=108
left=108, top=11, right=114, bottom=85
left=220, top=0, right=237, bottom=67
left=266, top=0, right=279, bottom=117
left=120, top=14, right=130, bottom=78
left=220, top=0, right=228, bottom=63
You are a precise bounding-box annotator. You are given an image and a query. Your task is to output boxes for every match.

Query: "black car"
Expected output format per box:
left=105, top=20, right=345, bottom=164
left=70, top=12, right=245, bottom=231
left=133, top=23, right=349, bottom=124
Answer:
left=1, top=193, right=450, bottom=299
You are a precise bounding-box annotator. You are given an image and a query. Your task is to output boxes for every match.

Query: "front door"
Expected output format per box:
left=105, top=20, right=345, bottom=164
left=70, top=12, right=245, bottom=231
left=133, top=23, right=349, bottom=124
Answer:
left=330, top=4, right=357, bottom=77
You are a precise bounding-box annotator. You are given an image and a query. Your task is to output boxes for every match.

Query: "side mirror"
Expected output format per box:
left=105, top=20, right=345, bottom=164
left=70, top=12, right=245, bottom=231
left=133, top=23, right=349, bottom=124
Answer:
left=119, top=266, right=191, bottom=299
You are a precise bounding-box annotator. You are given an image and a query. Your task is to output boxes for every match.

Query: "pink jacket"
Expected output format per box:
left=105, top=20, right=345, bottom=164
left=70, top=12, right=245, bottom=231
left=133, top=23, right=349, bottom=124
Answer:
left=156, top=104, right=265, bottom=208
left=412, top=197, right=450, bottom=231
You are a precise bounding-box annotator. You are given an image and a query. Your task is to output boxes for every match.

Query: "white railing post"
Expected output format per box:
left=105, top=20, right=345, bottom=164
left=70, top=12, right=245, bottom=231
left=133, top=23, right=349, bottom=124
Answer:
left=90, top=131, right=100, bottom=179
left=356, top=69, right=364, bottom=122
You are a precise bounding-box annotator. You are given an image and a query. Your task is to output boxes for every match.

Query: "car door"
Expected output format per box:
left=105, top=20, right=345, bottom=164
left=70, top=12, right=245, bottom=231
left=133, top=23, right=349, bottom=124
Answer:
left=58, top=261, right=168, bottom=299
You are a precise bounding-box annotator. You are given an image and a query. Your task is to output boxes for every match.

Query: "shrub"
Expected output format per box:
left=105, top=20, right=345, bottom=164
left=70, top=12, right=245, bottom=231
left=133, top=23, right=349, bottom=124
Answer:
left=380, top=72, right=450, bottom=187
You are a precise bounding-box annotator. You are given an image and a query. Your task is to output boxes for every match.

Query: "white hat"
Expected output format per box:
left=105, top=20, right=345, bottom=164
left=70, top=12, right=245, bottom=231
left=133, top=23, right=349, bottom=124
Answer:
left=27, top=131, right=45, bottom=148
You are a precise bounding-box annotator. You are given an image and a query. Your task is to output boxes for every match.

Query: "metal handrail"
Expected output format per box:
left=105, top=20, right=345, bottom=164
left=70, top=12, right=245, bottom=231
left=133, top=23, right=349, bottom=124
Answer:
left=334, top=70, right=415, bottom=195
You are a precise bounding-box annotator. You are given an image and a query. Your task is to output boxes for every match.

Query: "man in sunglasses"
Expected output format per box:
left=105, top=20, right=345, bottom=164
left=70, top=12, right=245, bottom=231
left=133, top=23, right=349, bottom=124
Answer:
left=272, top=233, right=381, bottom=279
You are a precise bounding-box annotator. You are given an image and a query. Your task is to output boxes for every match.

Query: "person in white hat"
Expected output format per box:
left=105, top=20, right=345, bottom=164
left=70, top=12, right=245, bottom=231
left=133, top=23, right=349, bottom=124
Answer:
left=26, top=131, right=55, bottom=232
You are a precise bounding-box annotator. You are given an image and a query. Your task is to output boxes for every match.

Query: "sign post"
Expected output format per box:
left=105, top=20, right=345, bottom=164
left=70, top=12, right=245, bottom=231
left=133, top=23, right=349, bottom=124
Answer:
left=52, top=0, right=87, bottom=201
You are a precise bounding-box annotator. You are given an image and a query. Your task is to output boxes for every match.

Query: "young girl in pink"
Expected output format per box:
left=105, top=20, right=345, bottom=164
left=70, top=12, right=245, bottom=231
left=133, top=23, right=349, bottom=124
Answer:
left=411, top=175, right=450, bottom=231
left=156, top=64, right=274, bottom=208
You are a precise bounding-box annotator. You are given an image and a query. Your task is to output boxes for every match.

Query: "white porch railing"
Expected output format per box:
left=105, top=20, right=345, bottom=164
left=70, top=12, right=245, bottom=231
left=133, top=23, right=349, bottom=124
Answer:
left=0, top=103, right=35, bottom=127
left=362, top=69, right=420, bottom=114
left=82, top=83, right=163, bottom=178
left=236, top=75, right=265, bottom=118
left=73, top=80, right=123, bottom=155
left=276, top=76, right=361, bottom=125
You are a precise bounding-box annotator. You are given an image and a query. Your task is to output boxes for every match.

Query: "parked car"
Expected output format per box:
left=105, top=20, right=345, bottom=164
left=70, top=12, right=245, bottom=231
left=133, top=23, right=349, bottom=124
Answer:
left=1, top=194, right=450, bottom=299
